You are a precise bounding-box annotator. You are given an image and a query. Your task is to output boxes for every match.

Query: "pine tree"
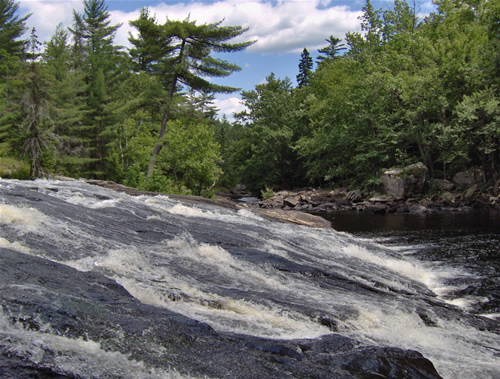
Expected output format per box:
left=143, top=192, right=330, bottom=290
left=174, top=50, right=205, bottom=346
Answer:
left=316, top=36, right=346, bottom=64
left=128, top=11, right=255, bottom=178
left=128, top=7, right=169, bottom=73
left=19, top=28, right=54, bottom=178
left=297, top=48, right=313, bottom=87
left=43, top=23, right=89, bottom=176
left=0, top=0, right=29, bottom=159
left=69, top=0, right=123, bottom=178
left=0, top=0, right=30, bottom=60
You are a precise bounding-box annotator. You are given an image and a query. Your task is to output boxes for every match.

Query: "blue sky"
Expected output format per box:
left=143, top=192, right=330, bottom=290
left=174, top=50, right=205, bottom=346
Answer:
left=18, top=0, right=434, bottom=118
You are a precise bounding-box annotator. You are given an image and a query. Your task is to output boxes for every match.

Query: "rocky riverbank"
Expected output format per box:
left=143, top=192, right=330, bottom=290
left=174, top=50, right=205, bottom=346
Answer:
left=253, top=187, right=500, bottom=214
left=250, top=164, right=500, bottom=215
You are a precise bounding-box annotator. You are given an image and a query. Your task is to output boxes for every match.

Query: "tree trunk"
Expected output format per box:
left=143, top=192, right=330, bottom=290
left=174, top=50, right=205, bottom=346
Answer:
left=146, top=107, right=170, bottom=178
left=146, top=40, right=186, bottom=178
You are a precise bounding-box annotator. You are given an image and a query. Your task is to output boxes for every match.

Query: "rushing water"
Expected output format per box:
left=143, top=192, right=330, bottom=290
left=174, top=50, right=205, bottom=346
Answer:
left=0, top=179, right=499, bottom=378
left=323, top=211, right=500, bottom=317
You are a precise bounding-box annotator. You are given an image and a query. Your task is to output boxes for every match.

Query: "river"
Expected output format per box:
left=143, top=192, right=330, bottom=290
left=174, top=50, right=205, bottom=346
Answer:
left=0, top=179, right=498, bottom=378
left=323, top=210, right=500, bottom=317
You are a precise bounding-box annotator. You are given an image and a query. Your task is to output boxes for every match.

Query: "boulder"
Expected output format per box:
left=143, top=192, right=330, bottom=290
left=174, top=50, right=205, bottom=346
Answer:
left=381, top=162, right=428, bottom=198
left=409, top=205, right=428, bottom=214
left=464, top=184, right=479, bottom=199
left=284, top=196, right=300, bottom=208
left=452, top=169, right=484, bottom=189
left=273, top=195, right=285, bottom=207
left=347, top=190, right=363, bottom=203
left=252, top=209, right=331, bottom=228
left=300, top=193, right=312, bottom=203
left=369, top=194, right=395, bottom=203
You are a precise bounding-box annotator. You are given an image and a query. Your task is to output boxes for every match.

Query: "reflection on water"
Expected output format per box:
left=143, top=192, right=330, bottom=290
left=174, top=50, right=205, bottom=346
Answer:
left=322, top=210, right=499, bottom=233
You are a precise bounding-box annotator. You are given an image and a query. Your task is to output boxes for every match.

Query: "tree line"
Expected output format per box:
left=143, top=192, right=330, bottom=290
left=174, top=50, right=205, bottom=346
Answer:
left=1, top=0, right=498, bottom=197
left=0, top=0, right=253, bottom=195
left=224, top=0, right=499, bottom=194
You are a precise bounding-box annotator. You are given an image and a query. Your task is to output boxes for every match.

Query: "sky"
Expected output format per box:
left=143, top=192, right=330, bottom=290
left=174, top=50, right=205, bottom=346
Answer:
left=17, top=0, right=434, bottom=118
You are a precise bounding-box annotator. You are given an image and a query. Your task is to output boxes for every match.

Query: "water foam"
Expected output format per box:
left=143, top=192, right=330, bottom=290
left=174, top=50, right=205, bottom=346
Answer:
left=345, top=307, right=500, bottom=379
left=0, top=204, right=48, bottom=234
left=0, top=309, right=186, bottom=378
left=2, top=179, right=498, bottom=379
left=0, top=237, right=31, bottom=253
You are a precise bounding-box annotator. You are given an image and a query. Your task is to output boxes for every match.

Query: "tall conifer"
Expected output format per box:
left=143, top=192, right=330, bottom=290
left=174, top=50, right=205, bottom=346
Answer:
left=128, top=11, right=255, bottom=177
left=297, top=48, right=313, bottom=87
left=69, top=0, right=122, bottom=178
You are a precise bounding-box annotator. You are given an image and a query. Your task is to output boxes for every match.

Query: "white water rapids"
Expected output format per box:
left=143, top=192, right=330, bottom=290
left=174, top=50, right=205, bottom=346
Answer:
left=0, top=179, right=499, bottom=378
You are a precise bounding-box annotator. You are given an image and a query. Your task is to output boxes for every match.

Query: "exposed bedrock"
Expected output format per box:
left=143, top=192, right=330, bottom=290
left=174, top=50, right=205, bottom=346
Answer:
left=0, top=249, right=441, bottom=378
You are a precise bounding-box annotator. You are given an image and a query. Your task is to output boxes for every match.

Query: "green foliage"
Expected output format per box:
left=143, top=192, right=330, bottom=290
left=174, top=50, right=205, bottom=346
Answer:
left=316, top=35, right=346, bottom=65
left=232, top=73, right=308, bottom=193
left=293, top=0, right=499, bottom=188
left=1, top=0, right=497, bottom=198
left=43, top=23, right=89, bottom=177
left=261, top=186, right=274, bottom=200
left=0, top=0, right=30, bottom=61
left=157, top=120, right=222, bottom=196
left=297, top=48, right=313, bottom=87
left=128, top=9, right=255, bottom=178
left=0, top=156, right=29, bottom=179
left=20, top=28, right=56, bottom=178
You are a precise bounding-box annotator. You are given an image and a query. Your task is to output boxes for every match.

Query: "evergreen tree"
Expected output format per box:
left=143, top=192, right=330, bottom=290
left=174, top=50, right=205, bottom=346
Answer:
left=0, top=0, right=30, bottom=60
left=296, top=48, right=313, bottom=87
left=0, top=0, right=29, bottom=161
left=69, top=0, right=123, bottom=177
left=128, top=7, right=168, bottom=74
left=19, top=28, right=54, bottom=178
left=128, top=11, right=255, bottom=178
left=345, top=0, right=383, bottom=59
left=316, top=36, right=346, bottom=64
left=43, top=23, right=88, bottom=176
left=68, top=11, right=87, bottom=70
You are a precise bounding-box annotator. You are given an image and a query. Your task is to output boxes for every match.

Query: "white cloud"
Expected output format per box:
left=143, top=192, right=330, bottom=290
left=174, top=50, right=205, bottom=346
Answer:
left=120, top=1, right=362, bottom=54
left=213, top=95, right=247, bottom=119
left=20, top=1, right=362, bottom=54
left=20, top=0, right=83, bottom=43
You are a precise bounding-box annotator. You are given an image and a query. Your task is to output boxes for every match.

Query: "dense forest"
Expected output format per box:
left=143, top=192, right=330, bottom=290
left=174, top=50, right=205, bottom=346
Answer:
left=0, top=0, right=498, bottom=197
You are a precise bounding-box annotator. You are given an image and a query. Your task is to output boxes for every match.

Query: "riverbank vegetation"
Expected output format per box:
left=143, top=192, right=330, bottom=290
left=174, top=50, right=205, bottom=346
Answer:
left=1, top=0, right=498, bottom=197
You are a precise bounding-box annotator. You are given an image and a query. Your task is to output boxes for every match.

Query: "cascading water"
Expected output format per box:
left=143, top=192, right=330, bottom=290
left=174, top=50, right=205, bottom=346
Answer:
left=0, top=179, right=498, bottom=378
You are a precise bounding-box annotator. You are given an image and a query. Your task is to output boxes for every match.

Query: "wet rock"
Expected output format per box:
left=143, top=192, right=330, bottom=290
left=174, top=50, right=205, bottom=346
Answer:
left=85, top=179, right=241, bottom=210
left=318, top=317, right=338, bottom=332
left=397, top=204, right=410, bottom=213
left=0, top=249, right=442, bottom=379
left=253, top=209, right=331, bottom=228
left=409, top=205, right=428, bottom=214
left=364, top=203, right=388, bottom=214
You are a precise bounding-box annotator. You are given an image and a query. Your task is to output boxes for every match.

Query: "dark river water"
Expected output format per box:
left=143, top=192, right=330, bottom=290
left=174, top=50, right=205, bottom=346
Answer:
left=322, top=211, right=500, bottom=316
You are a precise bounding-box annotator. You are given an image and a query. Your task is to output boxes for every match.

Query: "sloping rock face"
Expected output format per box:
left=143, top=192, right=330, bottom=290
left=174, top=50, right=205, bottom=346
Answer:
left=0, top=249, right=441, bottom=378
left=381, top=162, right=428, bottom=198
left=252, top=208, right=331, bottom=228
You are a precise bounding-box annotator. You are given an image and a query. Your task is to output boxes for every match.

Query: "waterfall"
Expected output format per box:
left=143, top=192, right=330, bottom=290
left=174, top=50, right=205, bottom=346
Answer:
left=0, top=179, right=498, bottom=378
